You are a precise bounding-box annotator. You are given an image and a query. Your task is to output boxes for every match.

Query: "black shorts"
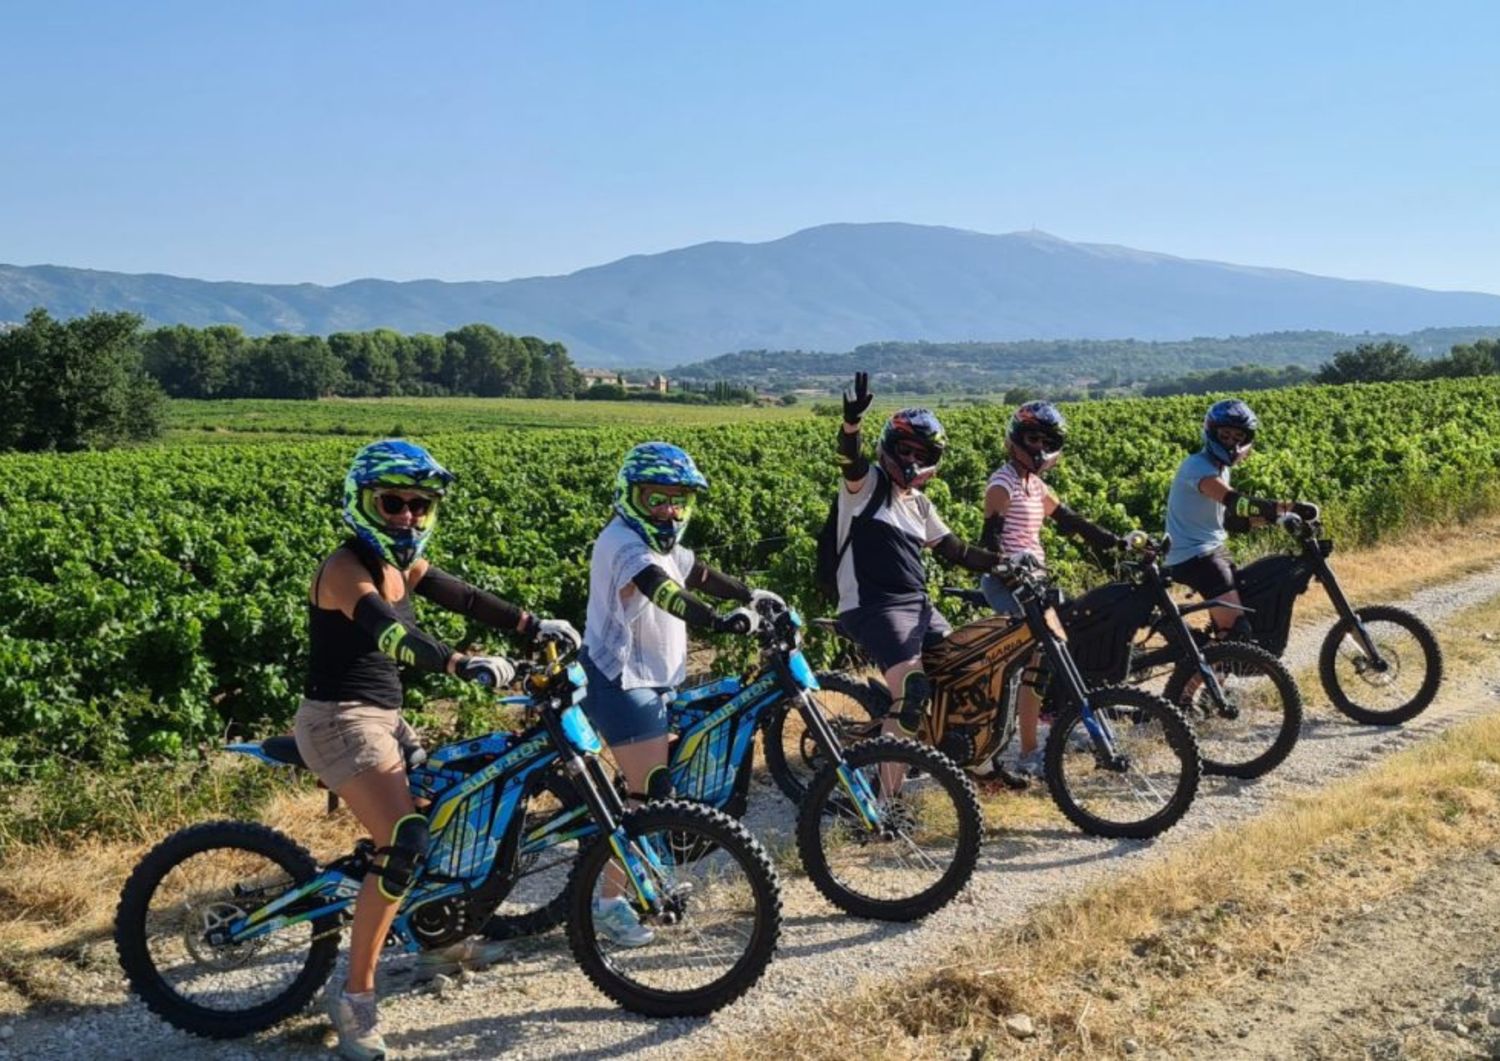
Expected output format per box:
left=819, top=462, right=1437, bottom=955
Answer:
left=1168, top=546, right=1238, bottom=602
left=837, top=599, right=952, bottom=672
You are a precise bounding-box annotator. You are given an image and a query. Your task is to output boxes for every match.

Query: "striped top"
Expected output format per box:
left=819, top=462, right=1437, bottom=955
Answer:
left=986, top=462, right=1047, bottom=562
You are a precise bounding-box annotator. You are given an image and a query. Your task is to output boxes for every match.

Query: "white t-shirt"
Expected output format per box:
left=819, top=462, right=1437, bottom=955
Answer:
left=582, top=516, right=696, bottom=689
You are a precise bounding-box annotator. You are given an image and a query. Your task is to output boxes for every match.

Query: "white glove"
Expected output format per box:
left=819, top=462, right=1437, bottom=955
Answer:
left=458, top=655, right=517, bottom=689
left=533, top=617, right=582, bottom=651
left=714, top=606, right=760, bottom=635
left=749, top=589, right=786, bottom=614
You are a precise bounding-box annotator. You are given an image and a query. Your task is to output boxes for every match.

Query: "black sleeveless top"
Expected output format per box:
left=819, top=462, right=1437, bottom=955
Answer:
left=304, top=540, right=411, bottom=709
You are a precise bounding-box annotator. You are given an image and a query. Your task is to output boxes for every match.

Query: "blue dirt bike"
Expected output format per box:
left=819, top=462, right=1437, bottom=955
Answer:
left=483, top=596, right=982, bottom=937
left=114, top=643, right=782, bottom=1039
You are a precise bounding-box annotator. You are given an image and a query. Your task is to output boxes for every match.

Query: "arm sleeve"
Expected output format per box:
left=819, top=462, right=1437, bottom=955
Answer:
left=933, top=533, right=1003, bottom=573
left=1050, top=504, right=1120, bottom=552
left=686, top=559, right=753, bottom=603
left=1224, top=490, right=1279, bottom=523
left=630, top=564, right=721, bottom=629
left=415, top=565, right=533, bottom=635
left=1224, top=512, right=1252, bottom=533
left=980, top=514, right=1006, bottom=553
left=352, top=592, right=456, bottom=673
left=837, top=424, right=870, bottom=482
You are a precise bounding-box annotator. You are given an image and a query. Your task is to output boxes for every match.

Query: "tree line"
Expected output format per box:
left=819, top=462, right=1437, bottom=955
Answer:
left=0, top=308, right=590, bottom=451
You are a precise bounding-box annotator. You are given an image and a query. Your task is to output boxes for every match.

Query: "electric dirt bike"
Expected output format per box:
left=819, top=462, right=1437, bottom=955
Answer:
left=481, top=596, right=982, bottom=937
left=801, top=556, right=1202, bottom=840
left=1233, top=512, right=1442, bottom=726
left=114, top=643, right=783, bottom=1039
left=1056, top=531, right=1302, bottom=779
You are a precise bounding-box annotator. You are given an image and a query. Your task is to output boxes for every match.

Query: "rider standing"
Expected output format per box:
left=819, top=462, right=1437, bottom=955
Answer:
left=833, top=373, right=1002, bottom=739
left=578, top=441, right=774, bottom=945
left=297, top=439, right=578, bottom=1061
left=979, top=401, right=1123, bottom=778
left=1164, top=399, right=1316, bottom=637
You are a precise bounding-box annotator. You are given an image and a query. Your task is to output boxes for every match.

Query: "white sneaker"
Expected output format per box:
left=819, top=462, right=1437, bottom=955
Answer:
left=1013, top=747, right=1047, bottom=780
left=592, top=897, right=655, bottom=947
left=327, top=988, right=388, bottom=1061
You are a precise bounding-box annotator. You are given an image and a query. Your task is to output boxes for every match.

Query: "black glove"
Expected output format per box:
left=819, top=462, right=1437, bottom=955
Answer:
left=713, top=607, right=759, bottom=635
left=1291, top=501, right=1321, bottom=521
left=842, top=371, right=873, bottom=424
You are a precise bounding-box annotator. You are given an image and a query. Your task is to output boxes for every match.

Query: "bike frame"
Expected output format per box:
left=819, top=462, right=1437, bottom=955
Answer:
left=215, top=662, right=673, bottom=954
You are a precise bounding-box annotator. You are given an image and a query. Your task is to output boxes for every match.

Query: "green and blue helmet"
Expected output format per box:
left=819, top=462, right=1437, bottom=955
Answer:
left=613, top=441, right=709, bottom=553
left=342, top=439, right=455, bottom=569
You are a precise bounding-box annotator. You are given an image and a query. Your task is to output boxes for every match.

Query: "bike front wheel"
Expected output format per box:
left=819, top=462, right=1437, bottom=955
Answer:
left=565, top=800, right=781, bottom=1016
left=1319, top=605, right=1443, bottom=725
left=114, top=820, right=340, bottom=1039
left=1046, top=688, right=1201, bottom=840
left=1164, top=640, right=1303, bottom=779
left=797, top=735, right=981, bottom=921
left=761, top=674, right=885, bottom=801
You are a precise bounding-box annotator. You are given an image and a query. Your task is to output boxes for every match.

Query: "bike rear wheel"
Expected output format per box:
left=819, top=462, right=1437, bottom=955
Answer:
left=1319, top=605, right=1443, bottom=725
left=115, top=821, right=339, bottom=1039
left=566, top=800, right=781, bottom=1016
left=762, top=674, right=885, bottom=801
left=797, top=736, right=981, bottom=921
left=1163, top=640, right=1302, bottom=779
left=1045, top=688, right=1200, bottom=839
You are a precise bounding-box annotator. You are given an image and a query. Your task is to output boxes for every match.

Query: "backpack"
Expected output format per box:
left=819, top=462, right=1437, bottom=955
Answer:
left=813, top=471, right=891, bottom=602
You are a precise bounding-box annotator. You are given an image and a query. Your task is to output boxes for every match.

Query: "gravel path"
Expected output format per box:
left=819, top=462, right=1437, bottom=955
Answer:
left=7, top=563, right=1500, bottom=1060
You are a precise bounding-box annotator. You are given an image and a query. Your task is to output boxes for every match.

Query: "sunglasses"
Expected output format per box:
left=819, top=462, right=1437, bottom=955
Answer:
left=893, top=441, right=935, bottom=463
left=1021, top=431, right=1061, bottom=450
left=375, top=492, right=434, bottom=518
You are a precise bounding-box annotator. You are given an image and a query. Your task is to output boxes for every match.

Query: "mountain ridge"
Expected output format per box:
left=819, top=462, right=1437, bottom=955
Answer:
left=5, top=223, right=1500, bottom=367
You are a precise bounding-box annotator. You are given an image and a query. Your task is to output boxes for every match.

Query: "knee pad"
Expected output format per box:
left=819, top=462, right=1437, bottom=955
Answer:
left=375, top=813, right=430, bottom=902
left=628, top=764, right=675, bottom=803
left=896, top=671, right=933, bottom=734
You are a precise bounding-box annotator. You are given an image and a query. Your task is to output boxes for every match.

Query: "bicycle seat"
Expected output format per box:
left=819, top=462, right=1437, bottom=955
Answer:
left=259, top=734, right=307, bottom=768
left=940, top=587, right=989, bottom=608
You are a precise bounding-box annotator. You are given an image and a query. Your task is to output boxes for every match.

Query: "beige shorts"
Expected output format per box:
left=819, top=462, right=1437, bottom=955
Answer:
left=293, top=699, right=420, bottom=791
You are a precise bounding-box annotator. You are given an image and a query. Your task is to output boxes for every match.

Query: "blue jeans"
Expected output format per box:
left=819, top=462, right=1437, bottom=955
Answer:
left=979, top=574, right=1024, bottom=618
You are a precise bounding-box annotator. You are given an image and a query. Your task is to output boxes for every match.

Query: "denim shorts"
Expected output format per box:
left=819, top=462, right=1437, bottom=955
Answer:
left=578, top=650, right=673, bottom=746
left=979, top=574, right=1024, bottom=618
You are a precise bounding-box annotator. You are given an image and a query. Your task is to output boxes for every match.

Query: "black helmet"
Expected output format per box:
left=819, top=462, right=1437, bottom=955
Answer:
left=1007, top=401, right=1067, bottom=474
left=1203, top=399, right=1259, bottom=466
left=878, top=408, right=947, bottom=488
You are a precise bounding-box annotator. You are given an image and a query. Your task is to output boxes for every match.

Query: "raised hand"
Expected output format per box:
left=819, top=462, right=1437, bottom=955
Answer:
left=842, top=371, right=873, bottom=424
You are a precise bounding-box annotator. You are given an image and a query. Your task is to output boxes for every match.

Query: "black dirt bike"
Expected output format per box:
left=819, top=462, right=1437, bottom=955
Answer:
left=796, top=556, right=1202, bottom=840
left=1057, top=531, right=1303, bottom=779
left=1235, top=513, right=1443, bottom=725
left=481, top=596, right=982, bottom=936
left=114, top=643, right=783, bottom=1038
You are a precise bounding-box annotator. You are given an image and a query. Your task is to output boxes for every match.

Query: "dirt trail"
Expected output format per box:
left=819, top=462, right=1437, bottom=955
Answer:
left=1176, top=848, right=1500, bottom=1060
left=4, top=562, right=1500, bottom=1060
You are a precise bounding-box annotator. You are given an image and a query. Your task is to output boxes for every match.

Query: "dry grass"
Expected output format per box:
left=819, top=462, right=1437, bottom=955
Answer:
left=732, top=592, right=1500, bottom=1060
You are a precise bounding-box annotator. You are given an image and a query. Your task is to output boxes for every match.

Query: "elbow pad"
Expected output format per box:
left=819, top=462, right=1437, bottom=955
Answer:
left=631, top=565, right=721, bottom=629
left=934, top=533, right=1002, bottom=573
left=352, top=592, right=456, bottom=673
left=416, top=566, right=530, bottom=633
left=1051, top=505, right=1120, bottom=552
left=1225, top=491, right=1278, bottom=522
left=687, top=559, right=753, bottom=603
left=1224, top=512, right=1252, bottom=533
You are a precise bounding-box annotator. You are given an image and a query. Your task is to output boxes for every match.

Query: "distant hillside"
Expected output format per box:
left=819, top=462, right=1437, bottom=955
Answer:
left=5, top=224, right=1500, bottom=367
left=673, top=326, right=1500, bottom=393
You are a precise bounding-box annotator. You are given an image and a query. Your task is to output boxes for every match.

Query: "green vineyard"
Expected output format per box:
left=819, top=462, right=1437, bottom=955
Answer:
left=3, top=378, right=1499, bottom=772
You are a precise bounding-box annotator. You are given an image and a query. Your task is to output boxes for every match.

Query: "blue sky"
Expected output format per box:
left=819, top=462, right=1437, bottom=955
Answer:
left=2, top=1, right=1497, bottom=291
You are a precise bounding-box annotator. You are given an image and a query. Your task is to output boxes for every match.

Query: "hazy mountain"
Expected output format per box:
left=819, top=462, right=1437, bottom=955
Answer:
left=5, top=223, right=1500, bottom=368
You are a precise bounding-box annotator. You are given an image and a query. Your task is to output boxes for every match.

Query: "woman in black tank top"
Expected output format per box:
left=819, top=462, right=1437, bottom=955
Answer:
left=297, top=440, right=581, bottom=1057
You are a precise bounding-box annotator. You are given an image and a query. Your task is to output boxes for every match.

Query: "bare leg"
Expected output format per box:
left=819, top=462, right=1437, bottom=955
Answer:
left=1016, top=645, right=1044, bottom=756
left=335, top=762, right=415, bottom=995
left=601, top=734, right=670, bottom=899
left=1208, top=589, right=1245, bottom=639
left=878, top=657, right=924, bottom=792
